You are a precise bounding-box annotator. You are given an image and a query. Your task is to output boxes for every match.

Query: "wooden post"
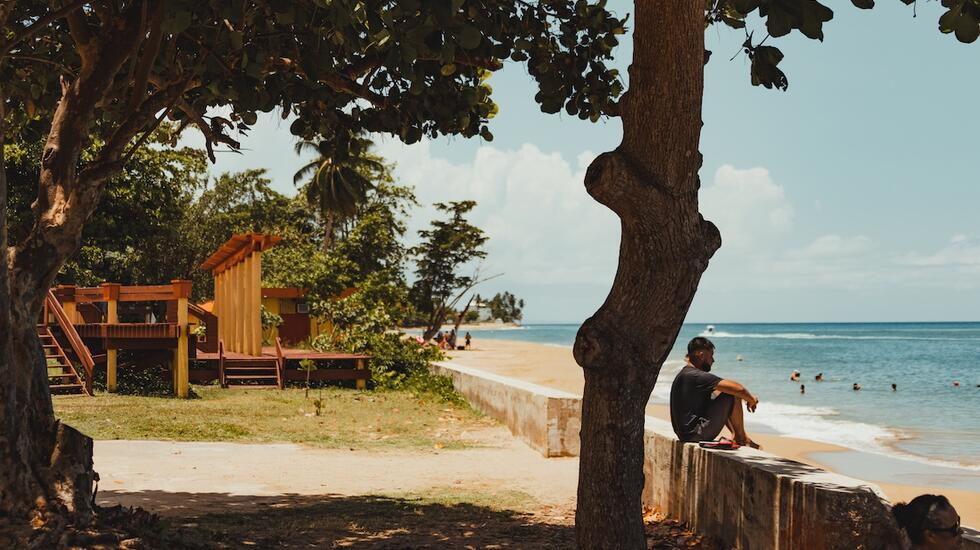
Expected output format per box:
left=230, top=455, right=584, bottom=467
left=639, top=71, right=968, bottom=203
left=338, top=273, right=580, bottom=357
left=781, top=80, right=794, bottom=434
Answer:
left=58, top=285, right=78, bottom=323
left=242, top=253, right=253, bottom=355
left=248, top=251, right=261, bottom=356
left=215, top=270, right=224, bottom=346
left=234, top=260, right=244, bottom=353
left=356, top=358, right=366, bottom=390
left=172, top=280, right=192, bottom=398
left=101, top=283, right=121, bottom=392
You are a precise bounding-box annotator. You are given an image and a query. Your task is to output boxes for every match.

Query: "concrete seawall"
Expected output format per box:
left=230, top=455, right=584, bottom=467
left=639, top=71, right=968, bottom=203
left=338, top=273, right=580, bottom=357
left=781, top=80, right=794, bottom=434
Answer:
left=430, top=362, right=581, bottom=457
left=432, top=361, right=980, bottom=549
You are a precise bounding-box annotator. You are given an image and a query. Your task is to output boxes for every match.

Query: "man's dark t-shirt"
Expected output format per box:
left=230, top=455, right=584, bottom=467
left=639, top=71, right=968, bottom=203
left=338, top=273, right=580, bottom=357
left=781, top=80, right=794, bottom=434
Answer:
left=670, top=366, right=731, bottom=442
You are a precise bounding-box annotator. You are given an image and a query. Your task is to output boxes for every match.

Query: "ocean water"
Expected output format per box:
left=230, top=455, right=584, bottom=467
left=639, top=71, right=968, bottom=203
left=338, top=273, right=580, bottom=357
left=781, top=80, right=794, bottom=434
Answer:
left=461, top=323, right=980, bottom=470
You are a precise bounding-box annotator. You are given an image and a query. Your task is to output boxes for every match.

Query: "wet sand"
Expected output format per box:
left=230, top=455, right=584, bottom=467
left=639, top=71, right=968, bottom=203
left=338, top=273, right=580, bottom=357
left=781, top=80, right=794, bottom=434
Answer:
left=445, top=338, right=980, bottom=527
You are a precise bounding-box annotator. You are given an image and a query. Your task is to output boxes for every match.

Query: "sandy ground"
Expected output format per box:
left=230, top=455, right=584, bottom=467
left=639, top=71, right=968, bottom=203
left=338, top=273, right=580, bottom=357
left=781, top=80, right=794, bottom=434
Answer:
left=445, top=339, right=980, bottom=528
left=94, top=426, right=578, bottom=518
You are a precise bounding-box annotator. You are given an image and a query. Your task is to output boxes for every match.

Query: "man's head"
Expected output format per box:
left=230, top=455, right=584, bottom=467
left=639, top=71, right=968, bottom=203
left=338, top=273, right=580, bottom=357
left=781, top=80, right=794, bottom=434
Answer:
left=893, top=494, right=962, bottom=549
left=687, top=337, right=715, bottom=372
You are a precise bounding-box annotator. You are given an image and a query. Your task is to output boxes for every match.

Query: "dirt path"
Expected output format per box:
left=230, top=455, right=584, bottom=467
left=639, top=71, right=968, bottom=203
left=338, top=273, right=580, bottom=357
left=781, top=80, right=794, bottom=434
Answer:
left=95, top=427, right=578, bottom=513
left=94, top=427, right=582, bottom=548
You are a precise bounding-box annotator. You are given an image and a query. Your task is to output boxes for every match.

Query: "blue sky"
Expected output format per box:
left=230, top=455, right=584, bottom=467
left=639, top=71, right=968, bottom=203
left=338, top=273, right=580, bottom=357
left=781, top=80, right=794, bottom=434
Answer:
left=187, top=2, right=980, bottom=324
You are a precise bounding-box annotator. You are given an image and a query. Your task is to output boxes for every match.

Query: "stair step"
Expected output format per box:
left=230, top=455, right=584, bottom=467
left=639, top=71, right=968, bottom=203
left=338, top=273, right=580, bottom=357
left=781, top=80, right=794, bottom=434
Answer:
left=48, top=372, right=77, bottom=378
left=49, top=384, right=83, bottom=390
left=225, top=375, right=278, bottom=380
left=225, top=366, right=278, bottom=372
left=225, top=361, right=278, bottom=367
left=224, top=384, right=279, bottom=389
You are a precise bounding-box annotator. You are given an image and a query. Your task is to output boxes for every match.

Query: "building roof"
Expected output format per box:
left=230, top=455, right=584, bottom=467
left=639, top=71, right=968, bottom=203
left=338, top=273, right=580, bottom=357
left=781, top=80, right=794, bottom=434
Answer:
left=199, top=233, right=282, bottom=274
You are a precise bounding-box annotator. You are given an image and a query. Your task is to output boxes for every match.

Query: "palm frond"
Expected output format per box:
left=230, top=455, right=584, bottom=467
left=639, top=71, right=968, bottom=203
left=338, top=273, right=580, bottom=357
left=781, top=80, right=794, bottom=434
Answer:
left=293, top=161, right=321, bottom=186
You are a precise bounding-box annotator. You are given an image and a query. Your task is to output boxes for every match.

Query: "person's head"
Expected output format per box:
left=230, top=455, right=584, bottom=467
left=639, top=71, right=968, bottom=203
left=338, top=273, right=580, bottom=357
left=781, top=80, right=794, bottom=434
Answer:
left=892, top=383, right=898, bottom=391
left=893, top=495, right=962, bottom=549
left=687, top=337, right=715, bottom=372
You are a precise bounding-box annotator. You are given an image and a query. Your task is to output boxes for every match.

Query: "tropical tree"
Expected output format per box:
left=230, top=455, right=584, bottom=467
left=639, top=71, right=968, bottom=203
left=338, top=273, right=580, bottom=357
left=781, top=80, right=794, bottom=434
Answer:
left=409, top=201, right=490, bottom=341
left=292, top=137, right=384, bottom=252
left=487, top=291, right=524, bottom=323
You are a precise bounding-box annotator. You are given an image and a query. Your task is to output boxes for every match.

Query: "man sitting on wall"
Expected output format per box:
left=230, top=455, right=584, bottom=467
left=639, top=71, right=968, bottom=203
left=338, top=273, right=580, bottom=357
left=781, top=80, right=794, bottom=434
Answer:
left=669, top=337, right=761, bottom=449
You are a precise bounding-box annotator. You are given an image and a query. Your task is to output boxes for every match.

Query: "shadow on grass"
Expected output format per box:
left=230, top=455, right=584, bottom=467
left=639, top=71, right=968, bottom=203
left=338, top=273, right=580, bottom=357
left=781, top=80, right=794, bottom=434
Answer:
left=99, top=490, right=576, bottom=549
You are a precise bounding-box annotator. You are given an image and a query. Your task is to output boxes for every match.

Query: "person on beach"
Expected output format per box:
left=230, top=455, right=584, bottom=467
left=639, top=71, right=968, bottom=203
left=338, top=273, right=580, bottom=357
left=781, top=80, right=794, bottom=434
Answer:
left=464, top=332, right=472, bottom=349
left=892, top=494, right=963, bottom=549
left=669, top=337, right=761, bottom=449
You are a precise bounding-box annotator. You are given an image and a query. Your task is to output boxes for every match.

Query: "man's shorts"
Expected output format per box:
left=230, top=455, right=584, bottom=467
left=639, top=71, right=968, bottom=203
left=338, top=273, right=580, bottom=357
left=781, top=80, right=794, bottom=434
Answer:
left=687, top=392, right=735, bottom=442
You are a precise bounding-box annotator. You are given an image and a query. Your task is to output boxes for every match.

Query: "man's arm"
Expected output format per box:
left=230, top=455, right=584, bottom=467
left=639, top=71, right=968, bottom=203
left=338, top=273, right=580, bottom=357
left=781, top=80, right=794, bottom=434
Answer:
left=716, top=379, right=759, bottom=412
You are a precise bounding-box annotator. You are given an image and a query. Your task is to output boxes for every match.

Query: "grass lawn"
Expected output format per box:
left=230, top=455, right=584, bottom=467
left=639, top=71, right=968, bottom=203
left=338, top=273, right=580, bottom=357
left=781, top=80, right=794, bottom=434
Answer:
left=53, top=385, right=496, bottom=451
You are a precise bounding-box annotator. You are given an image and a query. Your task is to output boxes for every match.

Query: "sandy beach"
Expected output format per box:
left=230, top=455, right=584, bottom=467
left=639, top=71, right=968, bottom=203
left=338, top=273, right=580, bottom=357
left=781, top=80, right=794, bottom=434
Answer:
left=445, top=338, right=980, bottom=528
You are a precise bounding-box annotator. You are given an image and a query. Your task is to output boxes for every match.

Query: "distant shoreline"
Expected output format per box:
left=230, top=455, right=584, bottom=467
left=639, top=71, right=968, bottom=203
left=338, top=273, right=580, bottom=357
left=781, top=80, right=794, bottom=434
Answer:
left=399, top=321, right=523, bottom=332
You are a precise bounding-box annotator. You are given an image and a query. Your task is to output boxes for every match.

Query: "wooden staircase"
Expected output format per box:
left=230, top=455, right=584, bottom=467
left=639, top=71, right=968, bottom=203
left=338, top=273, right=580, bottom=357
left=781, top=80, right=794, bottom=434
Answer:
left=37, top=325, right=86, bottom=395
left=222, top=358, right=281, bottom=388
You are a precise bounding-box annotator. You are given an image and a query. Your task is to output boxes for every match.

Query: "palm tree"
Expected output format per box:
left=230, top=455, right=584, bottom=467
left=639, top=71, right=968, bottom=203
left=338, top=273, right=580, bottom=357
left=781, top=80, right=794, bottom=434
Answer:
left=293, top=137, right=382, bottom=251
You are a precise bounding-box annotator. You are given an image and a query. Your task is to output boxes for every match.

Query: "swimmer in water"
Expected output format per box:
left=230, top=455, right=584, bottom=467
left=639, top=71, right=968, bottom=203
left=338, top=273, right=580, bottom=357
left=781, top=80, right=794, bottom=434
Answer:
left=790, top=370, right=800, bottom=382
left=815, top=373, right=823, bottom=382
left=853, top=383, right=861, bottom=391
left=800, top=384, right=805, bottom=394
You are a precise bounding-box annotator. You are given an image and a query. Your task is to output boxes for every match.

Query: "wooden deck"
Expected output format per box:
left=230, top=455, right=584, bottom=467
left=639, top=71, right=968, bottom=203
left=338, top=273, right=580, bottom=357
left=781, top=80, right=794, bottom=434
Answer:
left=191, top=346, right=371, bottom=385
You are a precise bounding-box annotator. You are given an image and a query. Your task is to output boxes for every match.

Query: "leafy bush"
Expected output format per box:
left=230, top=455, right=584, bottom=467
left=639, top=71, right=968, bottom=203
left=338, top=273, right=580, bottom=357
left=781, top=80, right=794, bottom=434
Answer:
left=310, top=294, right=462, bottom=404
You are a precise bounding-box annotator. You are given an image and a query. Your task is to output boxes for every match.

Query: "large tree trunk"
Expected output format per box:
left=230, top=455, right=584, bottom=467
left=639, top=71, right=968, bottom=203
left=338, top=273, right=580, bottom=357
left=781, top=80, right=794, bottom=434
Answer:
left=0, top=88, right=103, bottom=530
left=573, top=3, right=721, bottom=548
left=0, top=7, right=146, bottom=531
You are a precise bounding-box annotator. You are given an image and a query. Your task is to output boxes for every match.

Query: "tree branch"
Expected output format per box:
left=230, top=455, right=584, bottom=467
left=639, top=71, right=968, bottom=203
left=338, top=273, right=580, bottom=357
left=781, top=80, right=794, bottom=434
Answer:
left=65, top=0, right=97, bottom=67
left=174, top=98, right=241, bottom=162
left=0, top=0, right=87, bottom=58
left=127, top=0, right=164, bottom=112
left=319, top=73, right=390, bottom=108
left=4, top=54, right=77, bottom=76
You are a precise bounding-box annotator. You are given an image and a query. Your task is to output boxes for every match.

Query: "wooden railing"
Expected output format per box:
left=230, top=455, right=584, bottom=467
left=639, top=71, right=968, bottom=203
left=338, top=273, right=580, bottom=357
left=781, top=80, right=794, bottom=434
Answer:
left=218, top=339, right=226, bottom=388
left=274, top=337, right=285, bottom=390
left=45, top=290, right=95, bottom=395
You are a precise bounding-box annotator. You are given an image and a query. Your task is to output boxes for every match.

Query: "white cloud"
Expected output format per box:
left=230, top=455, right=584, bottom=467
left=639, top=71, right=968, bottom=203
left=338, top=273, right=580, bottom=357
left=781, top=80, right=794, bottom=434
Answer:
left=788, top=234, right=874, bottom=259
left=699, top=165, right=794, bottom=250
left=895, top=234, right=980, bottom=267
left=376, top=139, right=620, bottom=288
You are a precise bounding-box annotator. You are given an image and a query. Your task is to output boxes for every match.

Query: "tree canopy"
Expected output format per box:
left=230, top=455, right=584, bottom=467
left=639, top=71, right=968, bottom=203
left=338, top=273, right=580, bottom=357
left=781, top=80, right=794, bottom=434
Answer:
left=0, top=0, right=626, bottom=163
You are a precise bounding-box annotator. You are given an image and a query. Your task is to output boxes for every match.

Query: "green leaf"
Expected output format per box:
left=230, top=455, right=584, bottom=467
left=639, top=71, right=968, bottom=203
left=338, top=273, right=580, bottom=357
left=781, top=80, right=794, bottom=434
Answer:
left=457, top=25, right=482, bottom=49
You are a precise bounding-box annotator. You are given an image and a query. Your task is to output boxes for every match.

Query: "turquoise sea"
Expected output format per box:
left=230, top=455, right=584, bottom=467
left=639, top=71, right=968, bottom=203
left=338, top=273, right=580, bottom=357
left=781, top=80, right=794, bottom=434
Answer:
left=460, top=323, right=980, bottom=471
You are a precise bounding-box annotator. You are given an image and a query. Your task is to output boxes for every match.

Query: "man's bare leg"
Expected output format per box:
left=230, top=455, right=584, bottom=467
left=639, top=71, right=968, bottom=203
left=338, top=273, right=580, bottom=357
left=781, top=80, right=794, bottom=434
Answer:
left=726, top=398, right=760, bottom=449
